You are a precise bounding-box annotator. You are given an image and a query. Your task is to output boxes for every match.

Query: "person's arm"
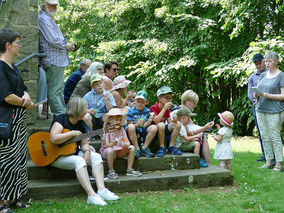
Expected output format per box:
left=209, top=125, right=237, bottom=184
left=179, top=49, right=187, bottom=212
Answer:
left=260, top=87, right=284, bottom=101
left=185, top=122, right=214, bottom=136
left=50, top=122, right=82, bottom=145
left=80, top=138, right=91, bottom=164
left=153, top=102, right=172, bottom=124
left=248, top=74, right=255, bottom=103
left=213, top=133, right=223, bottom=142
left=183, top=134, right=201, bottom=142
left=4, top=94, right=35, bottom=109
left=111, top=91, right=121, bottom=108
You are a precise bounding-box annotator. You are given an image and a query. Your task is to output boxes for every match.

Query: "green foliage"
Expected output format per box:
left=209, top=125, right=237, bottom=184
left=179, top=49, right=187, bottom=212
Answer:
left=56, top=0, right=283, bottom=135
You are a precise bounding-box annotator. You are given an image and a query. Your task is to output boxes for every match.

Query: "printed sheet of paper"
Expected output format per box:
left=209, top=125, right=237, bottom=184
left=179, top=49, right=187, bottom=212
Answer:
left=249, top=87, right=263, bottom=95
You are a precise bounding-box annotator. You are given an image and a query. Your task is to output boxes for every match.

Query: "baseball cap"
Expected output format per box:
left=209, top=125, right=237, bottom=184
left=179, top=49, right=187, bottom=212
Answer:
left=157, top=86, right=173, bottom=97
left=253, top=53, right=264, bottom=62
left=177, top=107, right=197, bottom=117
left=90, top=74, right=103, bottom=85
left=135, top=90, right=148, bottom=101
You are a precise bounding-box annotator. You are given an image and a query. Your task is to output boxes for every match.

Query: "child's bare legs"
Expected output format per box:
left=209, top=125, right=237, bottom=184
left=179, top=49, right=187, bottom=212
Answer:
left=143, top=125, right=157, bottom=148
left=219, top=160, right=226, bottom=169
left=193, top=141, right=200, bottom=155
left=157, top=122, right=165, bottom=147
left=167, top=121, right=181, bottom=147
left=107, top=150, right=116, bottom=171
left=202, top=137, right=210, bottom=164
left=226, top=160, right=232, bottom=171
left=117, top=146, right=141, bottom=175
left=127, top=124, right=140, bottom=150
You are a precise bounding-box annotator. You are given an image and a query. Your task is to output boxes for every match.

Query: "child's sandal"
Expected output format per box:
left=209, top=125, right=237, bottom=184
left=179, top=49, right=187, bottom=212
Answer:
left=107, top=170, right=119, bottom=179
left=126, top=169, right=142, bottom=177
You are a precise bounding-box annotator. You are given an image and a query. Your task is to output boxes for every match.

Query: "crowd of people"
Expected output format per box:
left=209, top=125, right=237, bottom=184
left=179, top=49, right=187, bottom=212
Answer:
left=0, top=0, right=282, bottom=211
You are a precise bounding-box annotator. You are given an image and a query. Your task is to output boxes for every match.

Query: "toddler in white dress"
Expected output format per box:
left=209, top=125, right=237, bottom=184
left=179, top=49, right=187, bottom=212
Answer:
left=213, top=111, right=234, bottom=171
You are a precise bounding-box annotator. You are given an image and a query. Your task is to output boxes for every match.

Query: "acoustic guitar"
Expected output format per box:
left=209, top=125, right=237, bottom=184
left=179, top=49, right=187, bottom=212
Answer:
left=28, top=125, right=119, bottom=167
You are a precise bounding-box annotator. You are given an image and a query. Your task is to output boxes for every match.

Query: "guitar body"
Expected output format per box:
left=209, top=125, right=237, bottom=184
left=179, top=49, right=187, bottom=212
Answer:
left=28, top=129, right=76, bottom=167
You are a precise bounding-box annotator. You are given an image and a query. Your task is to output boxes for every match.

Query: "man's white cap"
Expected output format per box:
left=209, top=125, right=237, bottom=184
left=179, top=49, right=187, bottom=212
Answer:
left=41, top=0, right=59, bottom=5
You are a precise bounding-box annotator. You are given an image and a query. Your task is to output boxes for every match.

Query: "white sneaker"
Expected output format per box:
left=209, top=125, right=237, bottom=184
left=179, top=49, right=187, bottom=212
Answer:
left=97, top=189, right=120, bottom=201
left=87, top=194, right=107, bottom=206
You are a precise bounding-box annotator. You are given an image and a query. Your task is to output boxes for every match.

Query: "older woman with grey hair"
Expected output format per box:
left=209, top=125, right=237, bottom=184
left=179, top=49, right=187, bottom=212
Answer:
left=255, top=52, right=284, bottom=172
left=49, top=97, right=119, bottom=205
left=70, top=62, right=104, bottom=99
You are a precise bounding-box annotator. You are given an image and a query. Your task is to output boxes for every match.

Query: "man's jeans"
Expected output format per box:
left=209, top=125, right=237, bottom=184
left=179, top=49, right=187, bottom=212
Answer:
left=43, top=64, right=66, bottom=116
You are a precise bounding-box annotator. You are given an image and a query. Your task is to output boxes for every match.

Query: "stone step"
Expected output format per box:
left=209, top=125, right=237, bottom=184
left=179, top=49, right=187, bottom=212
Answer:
left=28, top=153, right=200, bottom=180
left=25, top=165, right=233, bottom=200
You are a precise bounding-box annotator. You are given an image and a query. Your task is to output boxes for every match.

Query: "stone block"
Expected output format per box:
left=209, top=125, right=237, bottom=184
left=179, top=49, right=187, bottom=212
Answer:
left=29, top=9, right=38, bottom=25
left=11, top=0, right=29, bottom=13
left=30, top=0, right=39, bottom=8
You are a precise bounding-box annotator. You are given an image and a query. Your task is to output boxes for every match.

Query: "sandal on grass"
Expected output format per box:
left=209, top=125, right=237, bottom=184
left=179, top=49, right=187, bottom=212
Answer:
left=9, top=200, right=29, bottom=208
left=273, top=166, right=283, bottom=172
left=107, top=170, right=119, bottom=179
left=0, top=205, right=14, bottom=213
left=126, top=169, right=142, bottom=177
left=259, top=164, right=272, bottom=169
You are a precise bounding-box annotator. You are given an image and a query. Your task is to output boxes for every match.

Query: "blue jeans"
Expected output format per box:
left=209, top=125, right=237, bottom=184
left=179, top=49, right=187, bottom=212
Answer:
left=43, top=64, right=66, bottom=116
left=253, top=105, right=265, bottom=157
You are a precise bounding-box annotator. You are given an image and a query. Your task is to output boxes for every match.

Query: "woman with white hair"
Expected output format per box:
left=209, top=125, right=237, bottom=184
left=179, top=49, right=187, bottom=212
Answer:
left=256, top=52, right=284, bottom=172
left=70, top=62, right=104, bottom=99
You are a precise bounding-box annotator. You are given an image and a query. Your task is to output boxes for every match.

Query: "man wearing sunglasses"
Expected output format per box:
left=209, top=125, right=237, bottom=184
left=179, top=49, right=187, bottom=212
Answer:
left=103, top=61, right=119, bottom=90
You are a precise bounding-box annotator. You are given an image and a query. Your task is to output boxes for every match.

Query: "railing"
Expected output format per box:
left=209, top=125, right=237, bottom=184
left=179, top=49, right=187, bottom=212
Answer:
left=15, top=53, right=47, bottom=72
left=0, top=0, right=7, bottom=11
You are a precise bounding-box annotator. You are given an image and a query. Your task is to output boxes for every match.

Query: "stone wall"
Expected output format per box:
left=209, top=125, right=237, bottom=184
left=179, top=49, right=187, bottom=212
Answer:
left=0, top=0, right=38, bottom=124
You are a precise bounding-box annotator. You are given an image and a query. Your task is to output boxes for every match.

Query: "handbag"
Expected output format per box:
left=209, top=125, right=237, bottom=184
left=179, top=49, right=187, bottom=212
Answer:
left=0, top=105, right=14, bottom=140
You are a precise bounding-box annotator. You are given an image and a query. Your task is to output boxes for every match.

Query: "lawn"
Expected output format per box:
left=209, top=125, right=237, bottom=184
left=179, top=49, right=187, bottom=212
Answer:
left=18, top=136, right=284, bottom=213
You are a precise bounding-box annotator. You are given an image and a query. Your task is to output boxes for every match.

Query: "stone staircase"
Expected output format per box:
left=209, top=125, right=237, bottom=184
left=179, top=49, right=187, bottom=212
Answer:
left=25, top=120, right=233, bottom=200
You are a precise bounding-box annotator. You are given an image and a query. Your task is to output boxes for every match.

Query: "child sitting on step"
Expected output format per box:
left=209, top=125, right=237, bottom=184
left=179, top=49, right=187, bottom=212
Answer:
left=176, top=107, right=208, bottom=167
left=100, top=108, right=142, bottom=179
left=126, top=90, right=157, bottom=159
left=213, top=111, right=234, bottom=171
left=150, top=86, right=181, bottom=157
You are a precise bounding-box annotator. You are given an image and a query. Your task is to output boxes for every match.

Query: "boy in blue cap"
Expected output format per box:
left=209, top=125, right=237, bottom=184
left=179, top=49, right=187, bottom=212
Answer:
left=150, top=86, right=181, bottom=157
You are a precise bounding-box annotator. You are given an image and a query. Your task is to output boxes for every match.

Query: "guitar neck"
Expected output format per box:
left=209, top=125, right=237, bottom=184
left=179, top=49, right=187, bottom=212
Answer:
left=65, top=128, right=104, bottom=145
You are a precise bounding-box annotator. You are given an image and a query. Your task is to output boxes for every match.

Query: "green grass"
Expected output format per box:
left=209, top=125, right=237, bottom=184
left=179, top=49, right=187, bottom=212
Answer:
left=18, top=136, right=284, bottom=213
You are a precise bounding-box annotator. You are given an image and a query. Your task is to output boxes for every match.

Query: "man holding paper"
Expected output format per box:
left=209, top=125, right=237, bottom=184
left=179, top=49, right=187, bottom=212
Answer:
left=248, top=53, right=267, bottom=162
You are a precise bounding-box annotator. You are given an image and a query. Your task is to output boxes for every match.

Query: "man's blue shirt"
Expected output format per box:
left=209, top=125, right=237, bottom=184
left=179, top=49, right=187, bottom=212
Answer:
left=64, top=67, right=84, bottom=101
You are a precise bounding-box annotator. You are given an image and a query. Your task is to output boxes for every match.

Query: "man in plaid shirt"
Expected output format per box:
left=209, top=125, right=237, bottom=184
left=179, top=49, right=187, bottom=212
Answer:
left=38, top=0, right=75, bottom=117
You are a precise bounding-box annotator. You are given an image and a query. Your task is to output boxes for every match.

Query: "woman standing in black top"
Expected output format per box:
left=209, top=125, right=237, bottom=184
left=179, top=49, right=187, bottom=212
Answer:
left=0, top=28, right=35, bottom=213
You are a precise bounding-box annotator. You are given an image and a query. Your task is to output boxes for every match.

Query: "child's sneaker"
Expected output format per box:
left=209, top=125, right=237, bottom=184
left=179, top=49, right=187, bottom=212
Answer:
left=141, top=147, right=155, bottom=157
left=87, top=194, right=107, bottom=206
left=126, top=169, right=142, bottom=177
left=97, top=189, right=120, bottom=201
left=156, top=147, right=166, bottom=157
left=200, top=160, right=208, bottom=167
left=166, top=146, right=182, bottom=155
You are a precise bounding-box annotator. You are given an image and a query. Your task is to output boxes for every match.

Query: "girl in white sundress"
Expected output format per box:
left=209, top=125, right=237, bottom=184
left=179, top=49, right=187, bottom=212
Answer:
left=213, top=111, right=234, bottom=171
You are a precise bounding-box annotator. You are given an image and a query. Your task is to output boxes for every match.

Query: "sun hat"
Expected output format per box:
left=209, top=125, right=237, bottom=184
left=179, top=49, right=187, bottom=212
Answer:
left=218, top=111, right=234, bottom=127
left=102, top=108, right=126, bottom=123
left=157, top=86, right=173, bottom=97
left=41, top=0, right=59, bottom=5
left=111, top=75, right=132, bottom=91
left=135, top=90, right=148, bottom=101
left=90, top=74, right=103, bottom=85
left=253, top=53, right=264, bottom=63
left=176, top=107, right=197, bottom=117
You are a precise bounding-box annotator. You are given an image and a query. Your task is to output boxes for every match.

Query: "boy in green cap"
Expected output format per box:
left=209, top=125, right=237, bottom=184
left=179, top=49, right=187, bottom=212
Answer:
left=126, top=90, right=157, bottom=158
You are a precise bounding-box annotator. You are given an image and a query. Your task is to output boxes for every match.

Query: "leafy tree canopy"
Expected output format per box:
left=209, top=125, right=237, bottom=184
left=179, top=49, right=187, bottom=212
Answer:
left=57, top=0, right=283, bottom=135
